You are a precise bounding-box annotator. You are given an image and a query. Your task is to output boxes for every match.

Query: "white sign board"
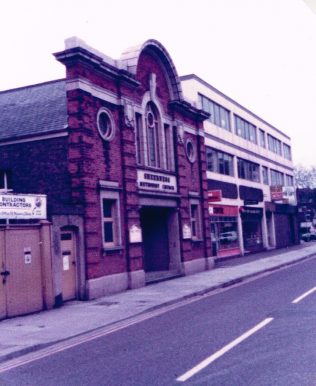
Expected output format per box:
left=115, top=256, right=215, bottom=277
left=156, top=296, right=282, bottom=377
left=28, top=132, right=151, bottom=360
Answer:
left=182, top=224, right=192, bottom=239
left=24, top=247, right=32, bottom=264
left=282, top=186, right=296, bottom=205
left=137, top=170, right=177, bottom=193
left=129, top=225, right=142, bottom=243
left=0, top=194, right=47, bottom=220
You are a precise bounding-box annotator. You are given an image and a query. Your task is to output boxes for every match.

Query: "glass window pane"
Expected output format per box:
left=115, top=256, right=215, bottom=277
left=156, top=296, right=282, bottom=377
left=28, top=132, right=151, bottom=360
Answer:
left=103, top=199, right=112, bottom=217
left=104, top=222, right=114, bottom=243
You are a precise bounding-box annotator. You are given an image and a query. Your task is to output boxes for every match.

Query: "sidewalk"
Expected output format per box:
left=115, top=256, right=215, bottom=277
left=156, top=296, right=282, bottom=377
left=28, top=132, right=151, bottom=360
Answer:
left=1, top=242, right=316, bottom=363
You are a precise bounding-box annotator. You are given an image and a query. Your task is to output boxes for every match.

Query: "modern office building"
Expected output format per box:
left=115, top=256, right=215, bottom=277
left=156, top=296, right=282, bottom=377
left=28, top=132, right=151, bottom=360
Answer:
left=181, top=74, right=298, bottom=258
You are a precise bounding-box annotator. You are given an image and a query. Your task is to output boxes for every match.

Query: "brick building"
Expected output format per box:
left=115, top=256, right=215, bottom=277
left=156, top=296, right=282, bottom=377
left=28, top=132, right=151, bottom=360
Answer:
left=0, top=38, right=213, bottom=303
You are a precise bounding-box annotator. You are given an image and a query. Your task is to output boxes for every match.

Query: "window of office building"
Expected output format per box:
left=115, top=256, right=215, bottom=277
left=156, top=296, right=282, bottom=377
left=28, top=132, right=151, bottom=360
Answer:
left=267, top=134, right=282, bottom=156
left=259, top=129, right=266, bottom=147
left=206, top=147, right=234, bottom=176
left=262, top=166, right=269, bottom=185
left=286, top=174, right=294, bottom=186
left=283, top=144, right=292, bottom=160
left=198, top=94, right=231, bottom=131
left=237, top=158, right=260, bottom=182
left=270, top=169, right=284, bottom=186
left=234, top=115, right=257, bottom=144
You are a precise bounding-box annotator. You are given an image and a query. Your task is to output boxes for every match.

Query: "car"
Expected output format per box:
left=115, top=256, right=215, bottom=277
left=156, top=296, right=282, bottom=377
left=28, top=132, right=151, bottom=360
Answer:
left=219, top=231, right=238, bottom=243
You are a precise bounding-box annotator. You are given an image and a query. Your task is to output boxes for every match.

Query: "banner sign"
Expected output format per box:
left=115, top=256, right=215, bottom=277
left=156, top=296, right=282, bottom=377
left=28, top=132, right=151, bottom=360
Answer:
left=137, top=170, right=177, bottom=193
left=270, top=186, right=283, bottom=201
left=207, top=190, right=222, bottom=202
left=0, top=194, right=47, bottom=219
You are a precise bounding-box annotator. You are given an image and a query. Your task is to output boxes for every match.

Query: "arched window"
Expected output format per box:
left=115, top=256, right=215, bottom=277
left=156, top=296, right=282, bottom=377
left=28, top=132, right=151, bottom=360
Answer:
left=145, top=102, right=160, bottom=168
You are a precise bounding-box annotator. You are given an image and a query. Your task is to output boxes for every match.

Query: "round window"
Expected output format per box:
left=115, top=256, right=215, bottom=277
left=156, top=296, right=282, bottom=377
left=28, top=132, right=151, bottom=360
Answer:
left=97, top=108, right=115, bottom=141
left=185, top=139, right=196, bottom=163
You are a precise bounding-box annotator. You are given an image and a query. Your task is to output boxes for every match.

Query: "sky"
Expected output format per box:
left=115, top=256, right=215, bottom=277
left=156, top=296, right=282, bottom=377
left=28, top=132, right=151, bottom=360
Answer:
left=1, top=0, right=316, bottom=167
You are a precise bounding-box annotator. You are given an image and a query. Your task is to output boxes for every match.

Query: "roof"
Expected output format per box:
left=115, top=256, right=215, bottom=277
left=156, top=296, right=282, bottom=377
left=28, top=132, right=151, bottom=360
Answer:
left=0, top=79, right=67, bottom=142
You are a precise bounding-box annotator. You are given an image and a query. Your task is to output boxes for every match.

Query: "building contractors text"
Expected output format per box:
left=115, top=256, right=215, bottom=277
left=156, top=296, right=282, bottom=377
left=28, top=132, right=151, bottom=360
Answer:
left=0, top=194, right=47, bottom=219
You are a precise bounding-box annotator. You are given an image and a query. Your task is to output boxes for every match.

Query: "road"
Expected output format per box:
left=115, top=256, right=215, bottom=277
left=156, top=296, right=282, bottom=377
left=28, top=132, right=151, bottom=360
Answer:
left=1, top=257, right=316, bottom=385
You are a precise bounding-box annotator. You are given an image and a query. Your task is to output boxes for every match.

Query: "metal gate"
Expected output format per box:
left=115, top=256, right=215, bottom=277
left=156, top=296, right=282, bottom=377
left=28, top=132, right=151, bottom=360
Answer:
left=0, top=224, right=54, bottom=319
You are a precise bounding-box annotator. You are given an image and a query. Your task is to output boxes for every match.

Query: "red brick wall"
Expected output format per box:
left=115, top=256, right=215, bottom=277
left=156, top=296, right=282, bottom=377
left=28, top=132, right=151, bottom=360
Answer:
left=0, top=137, right=77, bottom=215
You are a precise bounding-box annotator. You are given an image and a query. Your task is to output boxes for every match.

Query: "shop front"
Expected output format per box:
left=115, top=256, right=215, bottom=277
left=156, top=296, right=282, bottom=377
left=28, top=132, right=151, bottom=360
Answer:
left=209, top=205, right=241, bottom=258
left=240, top=206, right=264, bottom=253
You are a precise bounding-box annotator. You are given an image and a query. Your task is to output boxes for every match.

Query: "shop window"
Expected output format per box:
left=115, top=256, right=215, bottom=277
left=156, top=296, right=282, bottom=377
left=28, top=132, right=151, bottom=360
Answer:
left=190, top=201, right=202, bottom=240
left=211, top=217, right=239, bottom=251
left=101, top=192, right=121, bottom=249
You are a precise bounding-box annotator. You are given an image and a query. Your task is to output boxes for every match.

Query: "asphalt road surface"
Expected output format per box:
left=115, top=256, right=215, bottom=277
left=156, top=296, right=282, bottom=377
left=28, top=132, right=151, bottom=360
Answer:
left=1, top=257, right=316, bottom=385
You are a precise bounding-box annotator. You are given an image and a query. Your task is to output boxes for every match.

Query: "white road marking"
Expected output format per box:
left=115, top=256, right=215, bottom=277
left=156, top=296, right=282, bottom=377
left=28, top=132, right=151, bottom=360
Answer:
left=176, top=317, right=274, bottom=383
left=292, top=286, right=316, bottom=304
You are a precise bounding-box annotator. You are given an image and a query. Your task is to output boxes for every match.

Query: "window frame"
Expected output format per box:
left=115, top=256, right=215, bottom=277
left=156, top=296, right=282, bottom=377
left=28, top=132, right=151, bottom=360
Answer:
left=237, top=158, right=260, bottom=182
left=198, top=93, right=231, bottom=131
left=206, top=147, right=234, bottom=176
left=100, top=190, right=122, bottom=249
left=270, top=169, right=284, bottom=186
left=190, top=199, right=202, bottom=241
left=97, top=107, right=116, bottom=141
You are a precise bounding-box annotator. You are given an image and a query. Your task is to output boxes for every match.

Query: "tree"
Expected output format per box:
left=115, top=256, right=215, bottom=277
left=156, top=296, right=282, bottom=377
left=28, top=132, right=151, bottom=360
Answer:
left=294, top=165, right=316, bottom=188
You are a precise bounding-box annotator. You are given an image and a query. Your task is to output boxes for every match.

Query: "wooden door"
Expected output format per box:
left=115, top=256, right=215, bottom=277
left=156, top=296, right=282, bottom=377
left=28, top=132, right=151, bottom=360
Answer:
left=61, top=231, right=76, bottom=301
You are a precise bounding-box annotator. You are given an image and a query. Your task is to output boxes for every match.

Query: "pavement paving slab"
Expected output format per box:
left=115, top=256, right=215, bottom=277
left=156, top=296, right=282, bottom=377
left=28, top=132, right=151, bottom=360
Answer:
left=0, top=243, right=316, bottom=363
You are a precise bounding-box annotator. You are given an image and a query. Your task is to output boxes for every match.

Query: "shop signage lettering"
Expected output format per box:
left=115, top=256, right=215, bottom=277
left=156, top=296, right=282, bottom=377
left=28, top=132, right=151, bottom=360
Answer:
left=207, top=190, right=222, bottom=202
left=244, top=200, right=258, bottom=205
left=0, top=193, right=47, bottom=220
left=209, top=205, right=239, bottom=216
left=270, top=186, right=296, bottom=204
left=137, top=170, right=177, bottom=193
left=240, top=207, right=263, bottom=216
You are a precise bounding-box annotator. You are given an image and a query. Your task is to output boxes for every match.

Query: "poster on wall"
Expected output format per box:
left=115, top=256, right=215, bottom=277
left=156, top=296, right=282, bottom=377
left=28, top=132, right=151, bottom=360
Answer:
left=0, top=193, right=47, bottom=220
left=129, top=225, right=142, bottom=243
left=182, top=224, right=192, bottom=239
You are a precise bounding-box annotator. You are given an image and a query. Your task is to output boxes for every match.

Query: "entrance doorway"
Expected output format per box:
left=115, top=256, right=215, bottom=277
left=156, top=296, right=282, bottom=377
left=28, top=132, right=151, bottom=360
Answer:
left=0, top=227, right=43, bottom=319
left=140, top=207, right=170, bottom=272
left=60, top=230, right=77, bottom=301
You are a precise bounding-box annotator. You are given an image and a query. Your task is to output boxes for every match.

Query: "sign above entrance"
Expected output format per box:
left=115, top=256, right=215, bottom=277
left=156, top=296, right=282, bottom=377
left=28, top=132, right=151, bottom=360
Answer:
left=244, top=200, right=258, bottom=206
left=0, top=193, right=47, bottom=220
left=137, top=170, right=177, bottom=193
left=270, top=186, right=296, bottom=205
left=207, top=190, right=222, bottom=202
